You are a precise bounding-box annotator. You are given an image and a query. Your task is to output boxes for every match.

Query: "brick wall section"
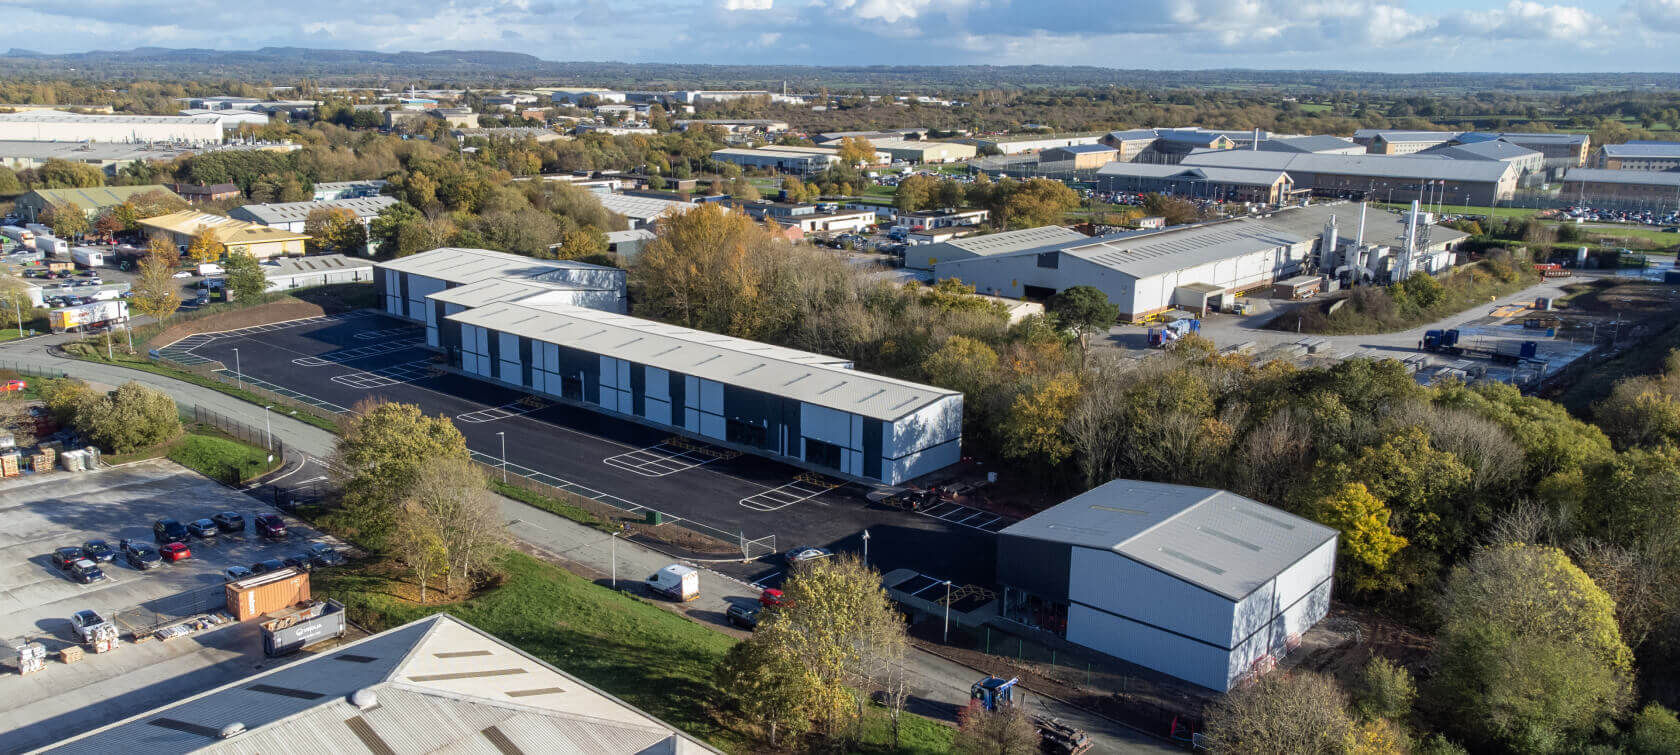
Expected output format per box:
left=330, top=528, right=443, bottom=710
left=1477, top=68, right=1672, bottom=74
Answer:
left=146, top=300, right=327, bottom=350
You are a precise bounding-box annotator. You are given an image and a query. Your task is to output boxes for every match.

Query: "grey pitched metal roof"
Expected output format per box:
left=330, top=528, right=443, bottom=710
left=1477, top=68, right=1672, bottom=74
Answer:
left=1418, top=140, right=1541, bottom=162
left=999, top=480, right=1337, bottom=600
left=1181, top=150, right=1515, bottom=182
left=263, top=254, right=371, bottom=276
left=1060, top=219, right=1308, bottom=279
left=229, top=196, right=398, bottom=225
left=1255, top=135, right=1362, bottom=153
left=1563, top=168, right=1680, bottom=187
left=377, top=247, right=620, bottom=286
left=40, top=614, right=717, bottom=755
left=1495, top=132, right=1588, bottom=146
left=1044, top=144, right=1117, bottom=154
left=1255, top=202, right=1469, bottom=249
left=596, top=193, right=699, bottom=221
left=1601, top=142, right=1680, bottom=158
left=447, top=301, right=957, bottom=421
left=939, top=225, right=1088, bottom=256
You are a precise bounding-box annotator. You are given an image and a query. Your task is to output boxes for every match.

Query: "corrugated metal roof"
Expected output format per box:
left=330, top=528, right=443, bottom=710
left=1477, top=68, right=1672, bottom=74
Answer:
left=0, top=111, right=222, bottom=125
left=24, top=184, right=181, bottom=209
left=1181, top=150, right=1514, bottom=182
left=1254, top=202, right=1469, bottom=249
left=231, top=196, right=397, bottom=225
left=427, top=278, right=605, bottom=308
left=264, top=254, right=371, bottom=276
left=596, top=193, right=699, bottom=221
left=1255, top=135, right=1363, bottom=153
left=1417, top=140, right=1541, bottom=162
left=1601, top=143, right=1680, bottom=158
left=999, top=480, right=1338, bottom=600
left=447, top=301, right=957, bottom=421
left=1563, top=168, right=1680, bottom=187
left=40, top=615, right=718, bottom=755
left=1044, top=144, right=1117, bottom=154
left=137, top=210, right=311, bottom=243
left=378, top=247, right=620, bottom=287
left=1061, top=219, right=1307, bottom=279
left=1496, top=132, right=1589, bottom=146
left=939, top=226, right=1088, bottom=256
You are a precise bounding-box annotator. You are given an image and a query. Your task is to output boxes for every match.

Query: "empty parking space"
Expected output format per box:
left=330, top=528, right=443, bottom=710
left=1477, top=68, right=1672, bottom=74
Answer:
left=290, top=337, right=423, bottom=367
left=917, top=501, right=1013, bottom=532
left=353, top=326, right=421, bottom=341
left=740, top=479, right=836, bottom=512
left=331, top=359, right=439, bottom=389
left=603, top=443, right=720, bottom=477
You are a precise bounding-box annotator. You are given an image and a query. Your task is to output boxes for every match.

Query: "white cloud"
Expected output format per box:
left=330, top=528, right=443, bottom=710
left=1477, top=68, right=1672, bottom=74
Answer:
left=1450, top=1, right=1599, bottom=40
left=821, top=0, right=971, bottom=23
left=1623, top=0, right=1680, bottom=30
left=757, top=32, right=783, bottom=45
left=723, top=0, right=773, bottom=9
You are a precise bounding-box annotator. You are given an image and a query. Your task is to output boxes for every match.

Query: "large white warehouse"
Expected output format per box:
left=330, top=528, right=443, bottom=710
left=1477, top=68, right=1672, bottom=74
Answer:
left=0, top=112, right=224, bottom=145
left=996, top=480, right=1337, bottom=691
left=934, top=218, right=1312, bottom=321
left=374, top=247, right=628, bottom=348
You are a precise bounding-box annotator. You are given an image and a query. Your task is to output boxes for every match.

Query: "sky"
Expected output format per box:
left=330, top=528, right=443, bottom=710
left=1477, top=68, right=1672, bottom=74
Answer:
left=7, top=0, right=1680, bottom=72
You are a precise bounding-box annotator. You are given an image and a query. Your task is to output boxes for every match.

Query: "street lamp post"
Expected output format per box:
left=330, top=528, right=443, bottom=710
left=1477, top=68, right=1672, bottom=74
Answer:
left=497, top=431, right=507, bottom=483
left=611, top=532, right=618, bottom=590
left=232, top=347, right=242, bottom=390
left=861, top=529, right=870, bottom=568
left=942, top=580, right=952, bottom=644
left=263, top=405, right=273, bottom=459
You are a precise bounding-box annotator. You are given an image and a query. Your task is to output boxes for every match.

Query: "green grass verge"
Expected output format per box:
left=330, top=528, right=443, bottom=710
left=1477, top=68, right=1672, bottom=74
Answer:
left=1569, top=224, right=1680, bottom=248
left=1375, top=202, right=1540, bottom=220
left=490, top=480, right=618, bottom=534
left=60, top=346, right=343, bottom=434
left=166, top=432, right=278, bottom=484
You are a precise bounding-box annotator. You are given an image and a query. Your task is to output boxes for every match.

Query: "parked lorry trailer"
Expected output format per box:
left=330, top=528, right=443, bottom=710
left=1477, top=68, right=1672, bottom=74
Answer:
left=35, top=236, right=68, bottom=256
left=47, top=300, right=127, bottom=333
left=2, top=225, right=36, bottom=247
left=1422, top=329, right=1539, bottom=364
left=71, top=247, right=104, bottom=267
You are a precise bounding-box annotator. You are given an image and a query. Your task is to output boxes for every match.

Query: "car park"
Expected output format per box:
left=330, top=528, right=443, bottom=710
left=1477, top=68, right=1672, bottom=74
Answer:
left=211, top=511, right=244, bottom=533
left=305, top=542, right=343, bottom=567
left=159, top=542, right=191, bottom=562
left=187, top=519, right=218, bottom=539
left=250, top=557, right=286, bottom=575
left=223, top=566, right=253, bottom=582
left=726, top=603, right=761, bottom=629
left=119, top=539, right=161, bottom=570
left=81, top=539, right=115, bottom=563
left=68, top=559, right=104, bottom=584
left=153, top=518, right=188, bottom=543
left=52, top=546, right=86, bottom=570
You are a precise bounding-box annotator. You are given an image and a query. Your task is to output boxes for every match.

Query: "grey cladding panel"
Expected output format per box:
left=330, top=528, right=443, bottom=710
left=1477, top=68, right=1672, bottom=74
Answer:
left=997, top=534, right=1071, bottom=602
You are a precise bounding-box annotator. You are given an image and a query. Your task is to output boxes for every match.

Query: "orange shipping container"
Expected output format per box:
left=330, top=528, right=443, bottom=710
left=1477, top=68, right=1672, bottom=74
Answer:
left=225, top=569, right=311, bottom=621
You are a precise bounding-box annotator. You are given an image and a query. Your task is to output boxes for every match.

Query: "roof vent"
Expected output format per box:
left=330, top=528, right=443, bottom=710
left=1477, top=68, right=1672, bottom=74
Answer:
left=350, top=688, right=379, bottom=710
left=219, top=722, right=247, bottom=739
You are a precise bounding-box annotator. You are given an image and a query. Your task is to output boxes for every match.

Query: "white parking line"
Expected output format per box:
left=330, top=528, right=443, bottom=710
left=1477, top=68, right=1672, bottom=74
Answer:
left=750, top=572, right=782, bottom=590
left=292, top=338, right=423, bottom=366
left=912, top=501, right=1014, bottom=533
left=602, top=443, right=718, bottom=477
left=330, top=359, right=437, bottom=389
left=456, top=398, right=548, bottom=423
left=740, top=480, right=832, bottom=511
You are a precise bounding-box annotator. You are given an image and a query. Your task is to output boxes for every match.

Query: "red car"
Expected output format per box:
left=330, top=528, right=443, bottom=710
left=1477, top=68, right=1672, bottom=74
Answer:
left=759, top=588, right=786, bottom=607
left=159, top=542, right=192, bottom=562
left=0, top=380, right=24, bottom=392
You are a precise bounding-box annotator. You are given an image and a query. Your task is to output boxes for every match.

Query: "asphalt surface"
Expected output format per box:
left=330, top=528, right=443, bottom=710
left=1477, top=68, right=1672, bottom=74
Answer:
left=172, top=313, right=1004, bottom=591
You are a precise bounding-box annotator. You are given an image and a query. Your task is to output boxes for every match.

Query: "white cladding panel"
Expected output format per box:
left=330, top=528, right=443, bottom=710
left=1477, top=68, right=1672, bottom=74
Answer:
left=1068, top=546, right=1236, bottom=647
left=1274, top=537, right=1336, bottom=609
left=644, top=397, right=672, bottom=426
left=499, top=361, right=521, bottom=383
left=700, top=413, right=726, bottom=440
left=1271, top=578, right=1332, bottom=651
left=600, top=355, right=620, bottom=388
left=474, top=325, right=489, bottom=355
left=800, top=403, right=856, bottom=448
left=645, top=366, right=670, bottom=401
left=699, top=379, right=724, bottom=413
left=885, top=437, right=961, bottom=483
left=405, top=274, right=446, bottom=320
left=1067, top=604, right=1234, bottom=691
left=1232, top=579, right=1278, bottom=647
left=684, top=408, right=700, bottom=432
left=685, top=376, right=700, bottom=408
left=542, top=342, right=559, bottom=373
left=498, top=332, right=520, bottom=362
left=886, top=395, right=963, bottom=457
left=618, top=360, right=632, bottom=392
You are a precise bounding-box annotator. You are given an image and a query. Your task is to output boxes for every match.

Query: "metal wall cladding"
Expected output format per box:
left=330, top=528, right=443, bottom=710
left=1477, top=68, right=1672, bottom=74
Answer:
left=226, top=569, right=312, bottom=621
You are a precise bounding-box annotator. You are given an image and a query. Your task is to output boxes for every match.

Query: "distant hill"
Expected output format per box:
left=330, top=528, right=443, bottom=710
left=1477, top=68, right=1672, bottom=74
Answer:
left=0, top=47, right=1672, bottom=94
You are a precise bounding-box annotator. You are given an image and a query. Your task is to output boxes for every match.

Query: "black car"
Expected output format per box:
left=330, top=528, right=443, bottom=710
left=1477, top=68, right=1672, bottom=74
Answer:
left=223, top=566, right=253, bottom=582
left=249, top=558, right=287, bottom=575
left=153, top=518, right=188, bottom=544
left=120, top=539, right=161, bottom=570
left=211, top=511, right=244, bottom=533
left=51, top=546, right=85, bottom=570
left=281, top=553, right=314, bottom=572
left=254, top=514, right=286, bottom=541
left=68, top=559, right=104, bottom=584
left=187, top=519, right=218, bottom=539
left=727, top=603, right=761, bottom=630
left=305, top=542, right=344, bottom=567
left=81, top=540, right=115, bottom=563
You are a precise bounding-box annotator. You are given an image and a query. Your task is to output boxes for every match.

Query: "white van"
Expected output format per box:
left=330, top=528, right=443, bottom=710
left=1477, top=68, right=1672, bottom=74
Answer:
left=644, top=564, right=699, bottom=602
left=197, top=263, right=225, bottom=277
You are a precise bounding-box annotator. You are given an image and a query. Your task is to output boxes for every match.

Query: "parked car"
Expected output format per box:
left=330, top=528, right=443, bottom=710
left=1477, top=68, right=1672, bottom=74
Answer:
left=0, top=379, right=25, bottom=392
left=159, top=542, right=191, bottom=562
left=254, top=513, right=287, bottom=540
left=153, top=518, right=188, bottom=544
left=223, top=566, right=253, bottom=582
left=80, top=540, right=115, bottom=563
left=760, top=588, right=787, bottom=607
left=249, top=557, right=287, bottom=575
left=305, top=542, right=344, bottom=567
left=68, top=559, right=104, bottom=584
left=51, top=546, right=85, bottom=570
left=783, top=546, right=832, bottom=565
left=726, top=602, right=761, bottom=629
left=187, top=519, right=218, bottom=539
left=211, top=511, right=244, bottom=533
left=281, top=553, right=314, bottom=572
left=120, top=539, right=161, bottom=570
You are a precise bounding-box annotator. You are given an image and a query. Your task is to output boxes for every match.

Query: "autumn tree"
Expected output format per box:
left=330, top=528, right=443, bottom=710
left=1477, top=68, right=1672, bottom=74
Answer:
left=714, top=637, right=816, bottom=747
left=752, top=554, right=907, bottom=737
left=330, top=400, right=472, bottom=551
left=1311, top=482, right=1407, bottom=593
left=303, top=207, right=365, bottom=254
left=837, top=136, right=877, bottom=166
left=1625, top=703, right=1680, bottom=754
left=50, top=201, right=88, bottom=239
left=999, top=373, right=1082, bottom=468
left=223, top=251, right=268, bottom=303
left=1204, top=671, right=1355, bottom=754
left=894, top=173, right=936, bottom=212
left=1431, top=544, right=1633, bottom=752
left=952, top=704, right=1039, bottom=755
left=921, top=336, right=1000, bottom=397
left=131, top=241, right=182, bottom=321
left=554, top=225, right=607, bottom=260
left=0, top=277, right=33, bottom=334
left=1351, top=657, right=1415, bottom=723
left=186, top=225, right=225, bottom=265
left=1142, top=193, right=1201, bottom=226
left=1046, top=285, right=1118, bottom=363
left=0, top=165, right=20, bottom=196
left=1000, top=178, right=1078, bottom=229
left=398, top=455, right=503, bottom=593
left=389, top=500, right=449, bottom=603
left=76, top=382, right=181, bottom=453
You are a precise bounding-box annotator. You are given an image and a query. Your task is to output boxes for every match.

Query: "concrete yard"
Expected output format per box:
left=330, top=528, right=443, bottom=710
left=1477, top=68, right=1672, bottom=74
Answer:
left=0, top=460, right=342, bottom=752
left=164, top=312, right=1004, bottom=591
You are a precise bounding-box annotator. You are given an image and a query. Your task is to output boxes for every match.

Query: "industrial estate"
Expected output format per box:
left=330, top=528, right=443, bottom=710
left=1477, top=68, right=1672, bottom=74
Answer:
left=0, top=19, right=1678, bottom=755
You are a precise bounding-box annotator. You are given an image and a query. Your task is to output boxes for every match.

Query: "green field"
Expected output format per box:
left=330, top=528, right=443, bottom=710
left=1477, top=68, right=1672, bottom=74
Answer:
left=166, top=433, right=276, bottom=484
left=1574, top=224, right=1680, bottom=248
left=317, top=551, right=953, bottom=753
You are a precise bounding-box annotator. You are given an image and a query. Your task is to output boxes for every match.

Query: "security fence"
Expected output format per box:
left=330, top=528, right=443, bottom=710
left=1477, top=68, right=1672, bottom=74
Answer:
left=191, top=405, right=283, bottom=457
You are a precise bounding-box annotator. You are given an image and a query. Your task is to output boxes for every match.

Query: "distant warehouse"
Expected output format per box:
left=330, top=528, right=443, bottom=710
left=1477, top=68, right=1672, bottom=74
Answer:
left=997, top=479, right=1337, bottom=692
left=1560, top=168, right=1680, bottom=210
left=0, top=111, right=223, bottom=145
left=1179, top=150, right=1519, bottom=205
left=373, top=246, right=962, bottom=485
left=934, top=218, right=1313, bottom=321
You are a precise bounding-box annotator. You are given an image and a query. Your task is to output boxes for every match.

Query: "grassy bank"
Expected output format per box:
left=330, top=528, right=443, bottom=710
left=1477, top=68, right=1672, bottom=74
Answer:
left=167, top=432, right=276, bottom=484
left=315, top=550, right=953, bottom=754
left=1283, top=251, right=1540, bottom=335
left=490, top=480, right=617, bottom=533
left=60, top=343, right=342, bottom=433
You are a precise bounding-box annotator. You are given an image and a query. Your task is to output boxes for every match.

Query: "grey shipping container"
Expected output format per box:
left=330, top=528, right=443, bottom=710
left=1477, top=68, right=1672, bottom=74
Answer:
left=261, top=600, right=346, bottom=656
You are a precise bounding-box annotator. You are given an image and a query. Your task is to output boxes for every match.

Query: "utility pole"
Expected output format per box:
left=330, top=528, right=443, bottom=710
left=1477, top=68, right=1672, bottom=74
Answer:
left=610, top=531, right=618, bottom=590
left=263, top=405, right=273, bottom=461
left=942, top=580, right=953, bottom=644
left=497, top=431, right=507, bottom=483
left=232, top=347, right=242, bottom=390
left=861, top=529, right=870, bottom=568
